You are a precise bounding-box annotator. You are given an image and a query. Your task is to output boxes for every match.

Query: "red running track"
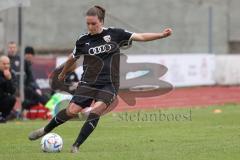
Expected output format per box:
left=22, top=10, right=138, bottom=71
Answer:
left=114, top=86, right=240, bottom=111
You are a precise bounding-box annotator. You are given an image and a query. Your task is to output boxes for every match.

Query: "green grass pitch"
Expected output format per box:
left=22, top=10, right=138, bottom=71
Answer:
left=0, top=104, right=240, bottom=160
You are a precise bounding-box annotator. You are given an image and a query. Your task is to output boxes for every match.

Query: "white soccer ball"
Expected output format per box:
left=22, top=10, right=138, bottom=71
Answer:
left=41, top=133, right=63, bottom=152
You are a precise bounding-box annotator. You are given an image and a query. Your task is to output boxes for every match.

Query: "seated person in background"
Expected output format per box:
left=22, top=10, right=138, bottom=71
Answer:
left=22, top=46, right=49, bottom=110
left=8, top=42, right=39, bottom=93
left=0, top=56, right=16, bottom=123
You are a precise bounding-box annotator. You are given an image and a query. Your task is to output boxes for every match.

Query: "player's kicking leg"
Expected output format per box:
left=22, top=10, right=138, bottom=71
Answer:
left=28, top=103, right=82, bottom=140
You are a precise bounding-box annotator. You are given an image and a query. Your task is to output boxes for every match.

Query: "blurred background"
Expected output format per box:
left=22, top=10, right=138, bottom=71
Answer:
left=0, top=0, right=240, bottom=119
left=1, top=0, right=240, bottom=54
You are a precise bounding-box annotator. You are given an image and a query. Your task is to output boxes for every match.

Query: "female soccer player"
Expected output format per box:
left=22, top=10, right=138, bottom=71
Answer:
left=28, top=5, right=172, bottom=153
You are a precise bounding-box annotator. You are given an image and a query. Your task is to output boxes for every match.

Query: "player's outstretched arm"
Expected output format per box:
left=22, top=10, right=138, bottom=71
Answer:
left=131, top=28, right=173, bottom=42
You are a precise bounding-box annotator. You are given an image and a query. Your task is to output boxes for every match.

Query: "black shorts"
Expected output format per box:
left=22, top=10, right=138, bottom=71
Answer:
left=70, top=83, right=119, bottom=108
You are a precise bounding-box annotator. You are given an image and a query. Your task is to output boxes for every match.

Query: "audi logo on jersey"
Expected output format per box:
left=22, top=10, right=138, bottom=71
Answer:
left=88, top=44, right=115, bottom=55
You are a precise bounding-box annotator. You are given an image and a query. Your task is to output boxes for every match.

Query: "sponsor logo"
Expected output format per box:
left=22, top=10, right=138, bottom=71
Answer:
left=88, top=44, right=113, bottom=55
left=103, top=35, right=111, bottom=42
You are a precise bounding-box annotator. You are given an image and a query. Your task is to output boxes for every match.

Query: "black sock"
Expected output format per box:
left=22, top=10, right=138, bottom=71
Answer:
left=73, top=113, right=100, bottom=147
left=44, top=109, right=73, bottom=133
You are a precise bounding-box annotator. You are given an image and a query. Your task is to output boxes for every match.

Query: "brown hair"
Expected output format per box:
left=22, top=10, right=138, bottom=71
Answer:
left=86, top=5, right=106, bottom=23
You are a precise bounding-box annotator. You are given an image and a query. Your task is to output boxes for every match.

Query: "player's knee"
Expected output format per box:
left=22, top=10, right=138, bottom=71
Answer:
left=67, top=103, right=82, bottom=116
left=91, top=101, right=107, bottom=115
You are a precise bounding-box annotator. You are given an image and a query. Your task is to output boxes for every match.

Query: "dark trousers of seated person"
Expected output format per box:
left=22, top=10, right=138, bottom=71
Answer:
left=0, top=95, right=16, bottom=118
left=22, top=87, right=48, bottom=110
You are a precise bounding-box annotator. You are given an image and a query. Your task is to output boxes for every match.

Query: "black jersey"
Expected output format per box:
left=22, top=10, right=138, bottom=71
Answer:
left=72, top=27, right=133, bottom=85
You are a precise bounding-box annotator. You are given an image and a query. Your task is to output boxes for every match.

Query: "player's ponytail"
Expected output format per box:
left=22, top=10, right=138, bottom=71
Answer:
left=86, top=5, right=106, bottom=23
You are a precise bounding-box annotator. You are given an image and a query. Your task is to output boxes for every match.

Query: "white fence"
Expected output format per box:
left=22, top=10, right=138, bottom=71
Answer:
left=215, top=55, right=240, bottom=85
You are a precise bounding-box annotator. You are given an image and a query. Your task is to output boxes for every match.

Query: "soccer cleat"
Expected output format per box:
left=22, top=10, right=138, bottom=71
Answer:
left=70, top=145, right=79, bottom=153
left=28, top=127, right=47, bottom=141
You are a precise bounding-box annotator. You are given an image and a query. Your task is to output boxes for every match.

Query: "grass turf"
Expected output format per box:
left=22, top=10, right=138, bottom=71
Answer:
left=0, top=104, right=240, bottom=160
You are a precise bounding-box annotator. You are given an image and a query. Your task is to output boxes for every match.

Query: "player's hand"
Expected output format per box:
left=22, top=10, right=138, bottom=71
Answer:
left=58, top=72, right=66, bottom=82
left=3, top=69, right=12, bottom=80
left=162, top=28, right=173, bottom=38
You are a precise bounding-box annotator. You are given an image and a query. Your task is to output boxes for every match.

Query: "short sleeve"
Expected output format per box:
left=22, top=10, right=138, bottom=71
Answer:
left=113, top=28, right=134, bottom=47
left=72, top=33, right=88, bottom=59
left=72, top=46, right=80, bottom=59
left=72, top=40, right=84, bottom=59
